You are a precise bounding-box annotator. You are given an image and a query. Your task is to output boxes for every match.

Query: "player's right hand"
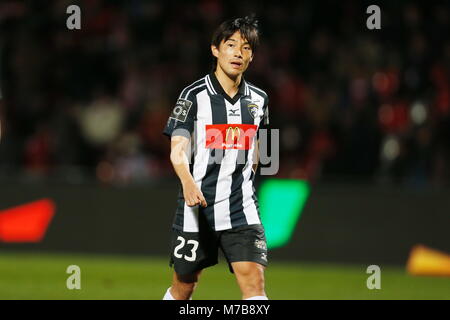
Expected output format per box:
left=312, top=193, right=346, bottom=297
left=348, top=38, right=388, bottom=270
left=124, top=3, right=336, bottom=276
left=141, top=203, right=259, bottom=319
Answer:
left=182, top=180, right=207, bottom=208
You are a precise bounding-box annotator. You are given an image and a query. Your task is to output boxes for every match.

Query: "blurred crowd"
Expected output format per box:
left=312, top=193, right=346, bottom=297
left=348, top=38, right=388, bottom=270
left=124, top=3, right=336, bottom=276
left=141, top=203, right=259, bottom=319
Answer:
left=0, top=0, right=449, bottom=187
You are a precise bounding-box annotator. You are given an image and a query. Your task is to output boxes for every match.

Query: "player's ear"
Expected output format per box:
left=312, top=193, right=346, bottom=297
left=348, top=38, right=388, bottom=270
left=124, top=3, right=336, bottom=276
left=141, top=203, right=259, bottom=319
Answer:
left=211, top=45, right=219, bottom=58
left=249, top=53, right=254, bottom=63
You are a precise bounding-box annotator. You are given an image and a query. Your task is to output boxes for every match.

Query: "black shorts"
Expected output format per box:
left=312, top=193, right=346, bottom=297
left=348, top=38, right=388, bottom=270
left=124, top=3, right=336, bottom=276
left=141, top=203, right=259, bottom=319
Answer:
left=169, top=224, right=268, bottom=275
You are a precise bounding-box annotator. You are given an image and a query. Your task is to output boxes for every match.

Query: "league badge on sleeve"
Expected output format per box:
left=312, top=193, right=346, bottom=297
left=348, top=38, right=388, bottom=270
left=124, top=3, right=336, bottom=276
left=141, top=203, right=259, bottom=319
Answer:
left=170, top=99, right=193, bottom=122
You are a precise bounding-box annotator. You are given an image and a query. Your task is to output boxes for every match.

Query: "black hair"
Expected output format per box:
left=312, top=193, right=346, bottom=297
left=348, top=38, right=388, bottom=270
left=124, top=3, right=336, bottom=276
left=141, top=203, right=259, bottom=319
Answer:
left=211, top=15, right=260, bottom=71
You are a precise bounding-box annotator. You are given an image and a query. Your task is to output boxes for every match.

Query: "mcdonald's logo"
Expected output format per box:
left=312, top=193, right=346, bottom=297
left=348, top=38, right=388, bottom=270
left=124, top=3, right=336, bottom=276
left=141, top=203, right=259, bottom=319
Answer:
left=205, top=124, right=257, bottom=150
left=226, top=126, right=241, bottom=142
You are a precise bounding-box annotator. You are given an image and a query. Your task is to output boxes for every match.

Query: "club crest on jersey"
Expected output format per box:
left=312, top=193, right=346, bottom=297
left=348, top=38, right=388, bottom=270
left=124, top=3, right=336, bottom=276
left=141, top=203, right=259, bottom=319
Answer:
left=247, top=103, right=259, bottom=119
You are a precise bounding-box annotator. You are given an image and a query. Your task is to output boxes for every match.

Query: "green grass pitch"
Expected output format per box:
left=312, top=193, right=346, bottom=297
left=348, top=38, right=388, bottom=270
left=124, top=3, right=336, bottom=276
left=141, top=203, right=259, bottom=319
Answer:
left=0, top=252, right=448, bottom=299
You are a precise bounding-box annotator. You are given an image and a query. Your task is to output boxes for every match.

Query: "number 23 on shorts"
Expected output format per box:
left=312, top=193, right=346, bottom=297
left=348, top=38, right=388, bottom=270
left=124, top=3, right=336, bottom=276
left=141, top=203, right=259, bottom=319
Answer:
left=173, top=236, right=199, bottom=262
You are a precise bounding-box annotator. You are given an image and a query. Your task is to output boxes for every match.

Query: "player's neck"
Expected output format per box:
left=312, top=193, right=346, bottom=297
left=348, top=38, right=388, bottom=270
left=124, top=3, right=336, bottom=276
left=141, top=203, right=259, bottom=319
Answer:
left=214, top=67, right=242, bottom=99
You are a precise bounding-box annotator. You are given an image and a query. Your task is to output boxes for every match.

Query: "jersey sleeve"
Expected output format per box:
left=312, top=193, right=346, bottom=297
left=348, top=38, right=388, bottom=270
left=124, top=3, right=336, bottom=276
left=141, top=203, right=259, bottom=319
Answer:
left=162, top=94, right=197, bottom=140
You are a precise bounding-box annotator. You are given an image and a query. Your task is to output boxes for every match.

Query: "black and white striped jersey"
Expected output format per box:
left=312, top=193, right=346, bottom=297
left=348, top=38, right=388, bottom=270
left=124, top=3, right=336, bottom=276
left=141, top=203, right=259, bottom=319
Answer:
left=163, top=72, right=269, bottom=232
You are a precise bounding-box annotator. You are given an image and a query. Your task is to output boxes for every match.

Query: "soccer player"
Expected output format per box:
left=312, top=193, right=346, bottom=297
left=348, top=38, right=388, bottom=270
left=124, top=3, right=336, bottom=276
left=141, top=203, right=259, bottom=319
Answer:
left=162, top=15, right=270, bottom=300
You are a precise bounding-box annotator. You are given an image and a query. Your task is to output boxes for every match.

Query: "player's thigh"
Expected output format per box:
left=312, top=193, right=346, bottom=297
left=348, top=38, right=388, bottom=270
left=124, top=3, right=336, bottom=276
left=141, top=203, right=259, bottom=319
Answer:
left=169, top=227, right=219, bottom=275
left=219, top=224, right=268, bottom=273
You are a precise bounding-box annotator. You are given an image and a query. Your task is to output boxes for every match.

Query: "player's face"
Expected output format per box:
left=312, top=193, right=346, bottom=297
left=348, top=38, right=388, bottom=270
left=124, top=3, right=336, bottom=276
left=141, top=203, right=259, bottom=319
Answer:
left=212, top=31, right=253, bottom=78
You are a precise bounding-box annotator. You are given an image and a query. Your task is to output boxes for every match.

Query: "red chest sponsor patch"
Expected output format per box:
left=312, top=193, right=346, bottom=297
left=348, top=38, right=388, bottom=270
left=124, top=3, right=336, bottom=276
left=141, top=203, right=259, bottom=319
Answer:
left=205, top=124, right=257, bottom=150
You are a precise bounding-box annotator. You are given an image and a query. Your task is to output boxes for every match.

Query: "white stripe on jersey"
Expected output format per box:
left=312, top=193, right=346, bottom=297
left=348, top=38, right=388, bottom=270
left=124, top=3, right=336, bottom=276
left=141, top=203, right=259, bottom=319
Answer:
left=245, top=82, right=250, bottom=96
left=212, top=99, right=242, bottom=231
left=206, top=74, right=217, bottom=95
left=182, top=203, right=199, bottom=232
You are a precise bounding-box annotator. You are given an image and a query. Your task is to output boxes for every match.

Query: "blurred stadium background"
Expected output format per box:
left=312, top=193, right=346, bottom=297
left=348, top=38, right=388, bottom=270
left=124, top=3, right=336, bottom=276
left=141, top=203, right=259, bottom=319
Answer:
left=0, top=0, right=449, bottom=299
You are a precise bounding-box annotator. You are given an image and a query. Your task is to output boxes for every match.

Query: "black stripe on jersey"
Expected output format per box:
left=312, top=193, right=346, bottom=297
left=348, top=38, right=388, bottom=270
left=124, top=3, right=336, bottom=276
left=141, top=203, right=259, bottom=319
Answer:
left=179, top=77, right=206, bottom=100
left=247, top=83, right=268, bottom=100
left=252, top=184, right=260, bottom=212
left=229, top=95, right=256, bottom=227
left=200, top=94, right=228, bottom=228
left=229, top=156, right=246, bottom=227
left=174, top=186, right=185, bottom=228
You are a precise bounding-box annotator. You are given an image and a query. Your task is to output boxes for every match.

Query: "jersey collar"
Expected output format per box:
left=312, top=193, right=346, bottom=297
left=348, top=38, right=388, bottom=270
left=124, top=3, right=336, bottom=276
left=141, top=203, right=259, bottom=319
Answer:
left=208, top=72, right=249, bottom=104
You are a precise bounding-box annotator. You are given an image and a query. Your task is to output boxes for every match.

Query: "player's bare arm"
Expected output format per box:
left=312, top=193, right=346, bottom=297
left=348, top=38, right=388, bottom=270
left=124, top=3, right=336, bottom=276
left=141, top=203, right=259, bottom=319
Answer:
left=170, top=135, right=207, bottom=208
